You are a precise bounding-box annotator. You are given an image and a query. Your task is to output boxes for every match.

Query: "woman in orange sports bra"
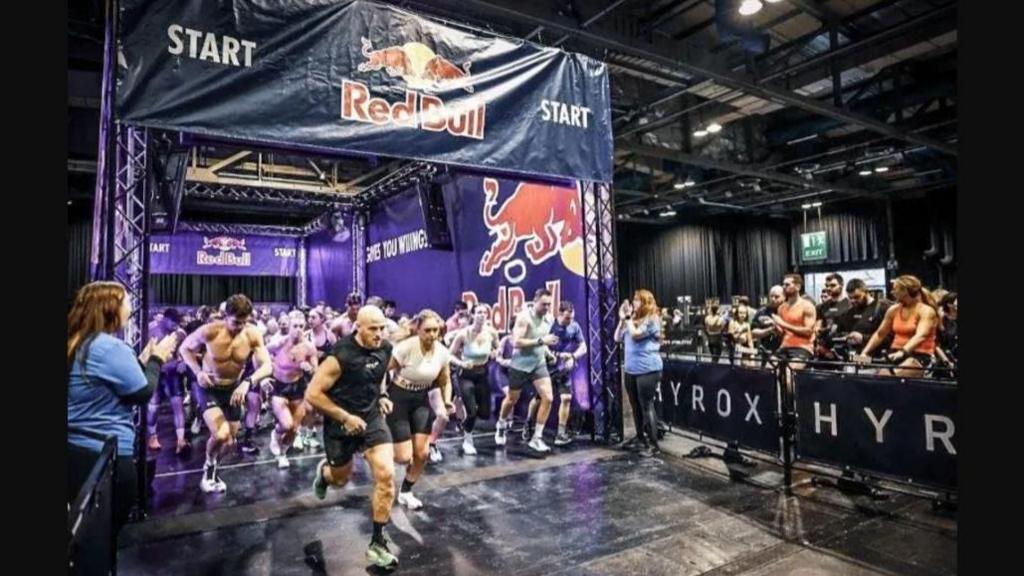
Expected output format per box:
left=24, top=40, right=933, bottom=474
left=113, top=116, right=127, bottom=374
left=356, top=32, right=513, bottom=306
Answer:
left=856, top=275, right=938, bottom=378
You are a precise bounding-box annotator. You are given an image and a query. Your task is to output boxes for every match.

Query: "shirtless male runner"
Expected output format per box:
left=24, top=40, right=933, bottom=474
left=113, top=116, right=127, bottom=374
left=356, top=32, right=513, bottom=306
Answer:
left=263, top=311, right=319, bottom=469
left=180, top=294, right=274, bottom=493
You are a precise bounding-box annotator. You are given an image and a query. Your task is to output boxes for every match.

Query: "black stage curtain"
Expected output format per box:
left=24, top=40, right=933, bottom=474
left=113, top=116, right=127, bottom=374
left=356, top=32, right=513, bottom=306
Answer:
left=150, top=274, right=295, bottom=307
left=618, top=217, right=790, bottom=305
left=790, top=207, right=882, bottom=266
left=68, top=216, right=93, bottom=304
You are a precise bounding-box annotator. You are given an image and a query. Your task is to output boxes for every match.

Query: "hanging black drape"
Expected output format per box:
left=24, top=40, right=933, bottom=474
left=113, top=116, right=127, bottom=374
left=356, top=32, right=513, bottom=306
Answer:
left=618, top=217, right=790, bottom=305
left=790, top=208, right=882, bottom=266
left=149, top=274, right=296, bottom=307
left=68, top=215, right=93, bottom=304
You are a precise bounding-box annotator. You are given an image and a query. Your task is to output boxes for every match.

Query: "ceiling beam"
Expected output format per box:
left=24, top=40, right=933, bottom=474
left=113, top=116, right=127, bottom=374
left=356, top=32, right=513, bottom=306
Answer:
left=207, top=150, right=252, bottom=173
left=760, top=3, right=957, bottom=89
left=440, top=0, right=955, bottom=155
left=618, top=142, right=894, bottom=203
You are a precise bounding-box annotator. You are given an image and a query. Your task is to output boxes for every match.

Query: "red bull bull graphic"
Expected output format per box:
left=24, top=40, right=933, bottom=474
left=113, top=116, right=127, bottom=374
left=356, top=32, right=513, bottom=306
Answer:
left=342, top=37, right=485, bottom=140
left=198, top=235, right=251, bottom=267
left=479, top=178, right=585, bottom=280
left=358, top=38, right=473, bottom=93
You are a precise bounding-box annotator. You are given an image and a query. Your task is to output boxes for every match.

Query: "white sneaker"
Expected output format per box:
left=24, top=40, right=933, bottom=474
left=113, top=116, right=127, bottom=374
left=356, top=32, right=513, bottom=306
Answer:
left=528, top=437, right=552, bottom=453
left=191, top=418, right=202, bottom=435
left=494, top=420, right=507, bottom=446
left=277, top=455, right=290, bottom=469
left=200, top=464, right=223, bottom=493
left=294, top=429, right=306, bottom=450
left=269, top=429, right=281, bottom=457
left=306, top=433, right=321, bottom=450
left=397, top=491, right=424, bottom=510
left=428, top=444, right=443, bottom=463
left=200, top=476, right=219, bottom=493
left=462, top=435, right=477, bottom=455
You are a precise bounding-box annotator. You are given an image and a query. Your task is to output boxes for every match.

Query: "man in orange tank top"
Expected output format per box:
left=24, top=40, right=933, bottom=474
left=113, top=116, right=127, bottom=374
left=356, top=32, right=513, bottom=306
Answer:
left=771, top=274, right=817, bottom=370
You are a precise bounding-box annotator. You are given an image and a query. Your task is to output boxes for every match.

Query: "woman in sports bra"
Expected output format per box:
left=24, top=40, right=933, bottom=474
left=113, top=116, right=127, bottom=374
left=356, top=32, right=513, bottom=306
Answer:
left=450, top=304, right=500, bottom=456
left=856, top=275, right=938, bottom=378
left=386, top=309, right=453, bottom=510
left=308, top=309, right=337, bottom=360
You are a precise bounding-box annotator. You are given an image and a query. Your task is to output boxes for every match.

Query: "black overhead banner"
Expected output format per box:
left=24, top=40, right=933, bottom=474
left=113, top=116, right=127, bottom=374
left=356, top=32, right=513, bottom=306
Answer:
left=115, top=0, right=614, bottom=183
left=660, top=359, right=780, bottom=456
left=793, top=371, right=957, bottom=490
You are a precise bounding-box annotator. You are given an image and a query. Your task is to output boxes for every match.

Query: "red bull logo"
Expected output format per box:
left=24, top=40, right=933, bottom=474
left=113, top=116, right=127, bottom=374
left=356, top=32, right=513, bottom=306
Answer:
left=342, top=37, right=485, bottom=140
left=478, top=178, right=584, bottom=279
left=198, top=236, right=250, bottom=267
left=202, top=236, right=246, bottom=252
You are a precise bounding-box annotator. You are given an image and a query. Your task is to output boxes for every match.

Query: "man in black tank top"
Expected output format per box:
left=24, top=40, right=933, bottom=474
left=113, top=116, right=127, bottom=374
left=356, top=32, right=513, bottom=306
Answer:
left=304, top=305, right=399, bottom=570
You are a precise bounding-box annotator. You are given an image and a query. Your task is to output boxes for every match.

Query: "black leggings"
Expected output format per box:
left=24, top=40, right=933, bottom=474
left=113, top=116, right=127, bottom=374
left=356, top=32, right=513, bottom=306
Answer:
left=68, top=443, right=137, bottom=533
left=707, top=335, right=723, bottom=363
left=459, top=365, right=492, bottom=433
left=624, top=371, right=662, bottom=449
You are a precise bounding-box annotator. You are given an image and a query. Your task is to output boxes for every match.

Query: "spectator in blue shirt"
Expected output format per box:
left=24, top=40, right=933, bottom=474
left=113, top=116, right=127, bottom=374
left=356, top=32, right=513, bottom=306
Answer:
left=68, top=281, right=176, bottom=530
left=615, top=289, right=664, bottom=457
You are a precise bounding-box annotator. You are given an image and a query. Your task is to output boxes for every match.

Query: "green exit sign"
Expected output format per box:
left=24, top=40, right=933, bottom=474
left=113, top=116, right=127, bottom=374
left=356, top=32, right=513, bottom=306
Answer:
left=801, top=231, right=828, bottom=262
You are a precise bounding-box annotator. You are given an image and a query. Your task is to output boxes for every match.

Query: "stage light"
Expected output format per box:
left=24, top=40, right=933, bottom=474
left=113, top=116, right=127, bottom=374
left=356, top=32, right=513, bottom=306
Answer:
left=875, top=166, right=890, bottom=173
left=706, top=122, right=723, bottom=133
left=694, top=129, right=708, bottom=137
left=739, top=0, right=763, bottom=16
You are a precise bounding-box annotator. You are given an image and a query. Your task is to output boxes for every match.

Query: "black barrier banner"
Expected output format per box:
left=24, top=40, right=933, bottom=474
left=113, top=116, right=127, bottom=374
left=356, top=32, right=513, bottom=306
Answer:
left=793, top=371, right=957, bottom=490
left=116, top=0, right=614, bottom=183
left=659, top=359, right=780, bottom=456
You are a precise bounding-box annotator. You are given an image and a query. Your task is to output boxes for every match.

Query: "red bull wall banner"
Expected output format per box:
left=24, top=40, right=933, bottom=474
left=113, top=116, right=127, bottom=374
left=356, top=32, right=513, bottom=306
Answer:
left=150, top=232, right=300, bottom=277
left=366, top=173, right=590, bottom=408
left=116, top=0, right=614, bottom=183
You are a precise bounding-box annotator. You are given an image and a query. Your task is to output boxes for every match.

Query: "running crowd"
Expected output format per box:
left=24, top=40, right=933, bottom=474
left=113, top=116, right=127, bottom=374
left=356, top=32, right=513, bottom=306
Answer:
left=69, top=285, right=586, bottom=569
left=67, top=272, right=955, bottom=570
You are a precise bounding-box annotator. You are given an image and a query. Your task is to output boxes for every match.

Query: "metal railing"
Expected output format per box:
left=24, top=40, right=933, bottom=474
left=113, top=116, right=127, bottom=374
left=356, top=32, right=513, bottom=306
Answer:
left=68, top=437, right=118, bottom=575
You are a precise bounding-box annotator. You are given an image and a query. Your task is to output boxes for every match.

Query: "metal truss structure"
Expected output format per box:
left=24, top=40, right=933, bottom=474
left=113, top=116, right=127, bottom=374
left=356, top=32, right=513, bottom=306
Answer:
left=183, top=181, right=354, bottom=211
left=583, top=181, right=623, bottom=443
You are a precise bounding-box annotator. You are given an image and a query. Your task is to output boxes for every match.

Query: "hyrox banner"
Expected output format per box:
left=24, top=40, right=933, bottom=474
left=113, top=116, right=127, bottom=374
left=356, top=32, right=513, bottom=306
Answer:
left=117, top=0, right=613, bottom=183
left=794, top=371, right=957, bottom=490
left=660, top=360, right=781, bottom=455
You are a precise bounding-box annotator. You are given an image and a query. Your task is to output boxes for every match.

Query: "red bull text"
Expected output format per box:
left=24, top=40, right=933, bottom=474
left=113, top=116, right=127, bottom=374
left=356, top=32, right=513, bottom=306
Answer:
left=341, top=81, right=485, bottom=140
left=461, top=280, right=562, bottom=334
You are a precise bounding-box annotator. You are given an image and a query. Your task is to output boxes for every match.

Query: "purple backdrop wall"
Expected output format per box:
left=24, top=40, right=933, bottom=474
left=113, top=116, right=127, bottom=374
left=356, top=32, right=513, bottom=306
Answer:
left=365, top=186, right=458, bottom=315
left=365, top=173, right=590, bottom=409
left=306, top=214, right=355, bottom=308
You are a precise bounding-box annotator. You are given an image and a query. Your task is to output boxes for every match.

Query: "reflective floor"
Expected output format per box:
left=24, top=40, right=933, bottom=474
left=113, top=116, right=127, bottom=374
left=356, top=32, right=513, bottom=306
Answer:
left=119, top=406, right=957, bottom=575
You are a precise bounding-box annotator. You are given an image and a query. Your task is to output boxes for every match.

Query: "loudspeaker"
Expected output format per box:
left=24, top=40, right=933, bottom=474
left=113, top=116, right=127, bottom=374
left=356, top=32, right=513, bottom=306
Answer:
left=149, top=148, right=188, bottom=233
left=419, top=182, right=452, bottom=250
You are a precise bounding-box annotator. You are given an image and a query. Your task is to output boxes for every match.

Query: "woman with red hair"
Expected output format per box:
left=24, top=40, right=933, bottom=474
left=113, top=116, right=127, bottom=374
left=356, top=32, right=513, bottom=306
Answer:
left=67, top=281, right=176, bottom=529
left=615, top=289, right=664, bottom=457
